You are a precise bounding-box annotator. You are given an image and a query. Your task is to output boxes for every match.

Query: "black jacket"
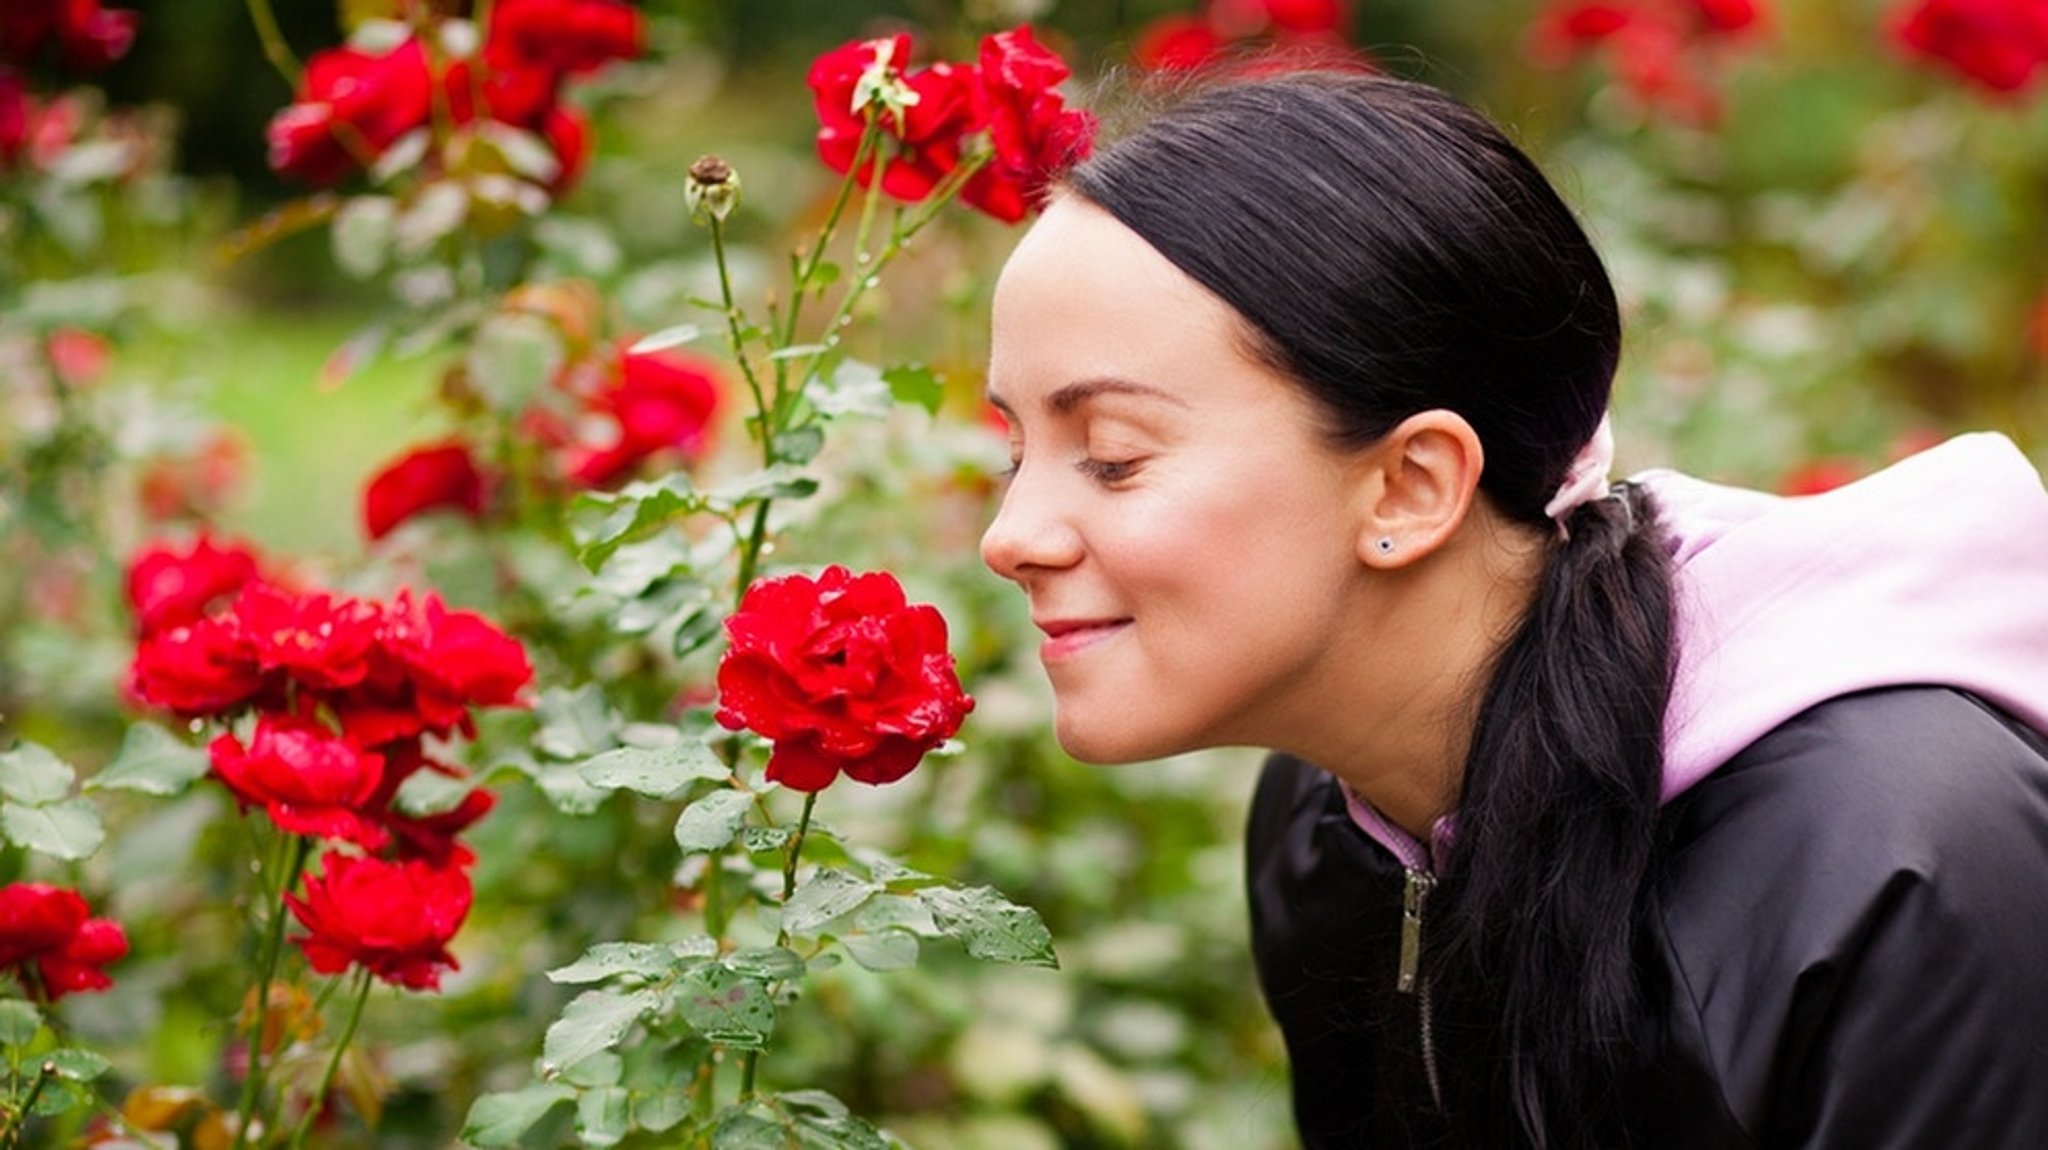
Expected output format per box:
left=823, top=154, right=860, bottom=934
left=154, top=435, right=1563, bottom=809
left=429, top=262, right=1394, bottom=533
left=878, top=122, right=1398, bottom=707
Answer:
left=1247, top=687, right=2048, bottom=1148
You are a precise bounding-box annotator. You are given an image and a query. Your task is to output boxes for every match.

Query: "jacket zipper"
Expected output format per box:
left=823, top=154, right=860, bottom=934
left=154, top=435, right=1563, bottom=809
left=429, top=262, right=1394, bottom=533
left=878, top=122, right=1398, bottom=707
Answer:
left=1399, top=866, right=1445, bottom=1112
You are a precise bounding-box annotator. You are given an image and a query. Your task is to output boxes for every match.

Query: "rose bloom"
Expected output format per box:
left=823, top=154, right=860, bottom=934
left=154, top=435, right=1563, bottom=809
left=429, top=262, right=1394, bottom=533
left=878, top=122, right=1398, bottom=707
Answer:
left=1891, top=0, right=2048, bottom=93
left=716, top=566, right=974, bottom=792
left=0, top=883, right=128, bottom=1001
left=0, top=0, right=137, bottom=73
left=963, top=27, right=1097, bottom=223
left=126, top=534, right=264, bottom=636
left=808, top=34, right=983, bottom=204
left=362, top=440, right=491, bottom=540
left=487, top=0, right=643, bottom=76
left=233, top=583, right=381, bottom=692
left=266, top=38, right=434, bottom=185
left=565, top=344, right=721, bottom=487
left=128, top=614, right=269, bottom=717
left=286, top=852, right=472, bottom=991
left=210, top=715, right=390, bottom=849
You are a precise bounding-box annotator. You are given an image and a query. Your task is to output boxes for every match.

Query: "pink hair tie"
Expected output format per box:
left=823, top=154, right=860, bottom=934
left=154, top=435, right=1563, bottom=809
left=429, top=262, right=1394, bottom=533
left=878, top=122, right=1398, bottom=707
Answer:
left=1542, top=414, right=1615, bottom=535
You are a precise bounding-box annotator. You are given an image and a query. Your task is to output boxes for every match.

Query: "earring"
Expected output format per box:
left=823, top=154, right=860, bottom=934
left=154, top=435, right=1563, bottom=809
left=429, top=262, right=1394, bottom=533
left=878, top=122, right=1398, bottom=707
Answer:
left=1374, top=536, right=1396, bottom=557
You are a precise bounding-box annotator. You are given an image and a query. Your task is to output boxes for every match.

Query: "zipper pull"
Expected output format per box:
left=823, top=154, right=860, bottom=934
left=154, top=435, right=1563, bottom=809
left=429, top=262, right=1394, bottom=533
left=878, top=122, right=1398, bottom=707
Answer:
left=1397, top=867, right=1435, bottom=995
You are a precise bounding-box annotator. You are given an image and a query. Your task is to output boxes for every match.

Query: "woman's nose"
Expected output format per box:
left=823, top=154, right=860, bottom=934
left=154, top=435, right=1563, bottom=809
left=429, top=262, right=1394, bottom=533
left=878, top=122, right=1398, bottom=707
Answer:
left=981, top=466, right=1084, bottom=583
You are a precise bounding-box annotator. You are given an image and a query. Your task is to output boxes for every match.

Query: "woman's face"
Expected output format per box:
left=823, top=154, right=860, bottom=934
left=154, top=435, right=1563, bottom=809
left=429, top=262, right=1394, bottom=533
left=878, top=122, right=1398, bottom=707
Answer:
left=981, top=198, right=1379, bottom=763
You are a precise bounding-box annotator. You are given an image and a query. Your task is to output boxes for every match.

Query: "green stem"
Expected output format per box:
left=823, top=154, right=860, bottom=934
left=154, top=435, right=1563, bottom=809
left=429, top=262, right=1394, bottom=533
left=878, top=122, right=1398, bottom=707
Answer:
left=778, top=112, right=885, bottom=362
left=244, top=0, right=302, bottom=84
left=707, top=214, right=774, bottom=469
left=230, top=835, right=311, bottom=1150
left=736, top=792, right=820, bottom=1101
left=3, top=1062, right=54, bottom=1148
left=286, top=970, right=373, bottom=1150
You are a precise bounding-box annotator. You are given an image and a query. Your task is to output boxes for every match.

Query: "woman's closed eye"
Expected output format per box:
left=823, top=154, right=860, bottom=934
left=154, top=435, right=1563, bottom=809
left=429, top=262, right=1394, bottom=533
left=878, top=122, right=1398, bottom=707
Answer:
left=1077, top=456, right=1143, bottom=484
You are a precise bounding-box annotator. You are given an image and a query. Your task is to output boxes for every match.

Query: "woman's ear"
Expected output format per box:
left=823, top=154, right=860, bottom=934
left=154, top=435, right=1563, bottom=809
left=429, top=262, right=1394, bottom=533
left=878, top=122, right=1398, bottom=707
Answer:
left=1354, top=409, right=1485, bottom=568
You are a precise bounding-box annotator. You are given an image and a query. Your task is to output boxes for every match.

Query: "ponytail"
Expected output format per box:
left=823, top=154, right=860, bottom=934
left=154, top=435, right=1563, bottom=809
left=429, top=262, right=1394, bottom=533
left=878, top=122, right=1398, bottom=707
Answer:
left=1433, top=483, right=1676, bottom=1147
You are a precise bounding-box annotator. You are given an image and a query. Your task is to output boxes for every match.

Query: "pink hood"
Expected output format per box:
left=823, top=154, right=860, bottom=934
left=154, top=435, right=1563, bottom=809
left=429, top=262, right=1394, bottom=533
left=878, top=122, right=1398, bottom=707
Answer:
left=1647, top=431, right=2048, bottom=801
left=1347, top=432, right=2048, bottom=866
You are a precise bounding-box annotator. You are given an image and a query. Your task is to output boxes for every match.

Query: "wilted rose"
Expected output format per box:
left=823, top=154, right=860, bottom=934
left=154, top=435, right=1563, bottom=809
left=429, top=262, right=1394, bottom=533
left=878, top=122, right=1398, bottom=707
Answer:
left=716, top=565, right=973, bottom=792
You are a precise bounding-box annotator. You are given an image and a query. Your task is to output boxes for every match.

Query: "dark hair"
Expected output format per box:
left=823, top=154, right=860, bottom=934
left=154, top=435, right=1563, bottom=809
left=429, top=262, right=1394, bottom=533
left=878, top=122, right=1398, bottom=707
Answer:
left=1066, top=72, right=1675, bottom=1146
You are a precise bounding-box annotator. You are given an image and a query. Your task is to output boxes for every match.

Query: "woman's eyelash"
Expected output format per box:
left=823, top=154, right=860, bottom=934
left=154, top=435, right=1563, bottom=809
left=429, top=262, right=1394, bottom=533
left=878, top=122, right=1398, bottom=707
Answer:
left=1077, top=458, right=1140, bottom=483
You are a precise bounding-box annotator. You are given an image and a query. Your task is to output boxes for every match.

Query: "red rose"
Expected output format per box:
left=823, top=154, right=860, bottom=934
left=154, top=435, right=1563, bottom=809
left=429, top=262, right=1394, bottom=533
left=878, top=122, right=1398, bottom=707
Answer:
left=1, top=0, right=135, bottom=73
left=382, top=786, right=495, bottom=867
left=126, top=534, right=264, bottom=637
left=0, top=72, right=26, bottom=167
left=266, top=38, right=434, bottom=185
left=716, top=566, right=973, bottom=792
left=379, top=589, right=534, bottom=711
left=540, top=104, right=590, bottom=192
left=1779, top=457, right=1865, bottom=497
left=210, top=715, right=390, bottom=849
left=1208, top=0, right=1348, bottom=36
left=286, top=852, right=471, bottom=991
left=566, top=343, right=721, bottom=487
left=1689, top=0, right=1764, bottom=34
left=362, top=441, right=491, bottom=541
left=963, top=27, right=1096, bottom=224
left=487, top=0, right=643, bottom=77
left=1134, top=15, right=1226, bottom=71
left=129, top=614, right=268, bottom=717
left=0, top=883, right=127, bottom=1001
left=233, top=583, right=381, bottom=693
left=808, top=35, right=984, bottom=204
left=1890, top=0, right=2048, bottom=93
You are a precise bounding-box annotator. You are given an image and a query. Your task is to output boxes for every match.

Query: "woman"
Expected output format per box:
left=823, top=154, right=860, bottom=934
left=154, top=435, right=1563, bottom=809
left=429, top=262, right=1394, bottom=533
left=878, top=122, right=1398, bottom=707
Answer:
left=980, top=71, right=2048, bottom=1148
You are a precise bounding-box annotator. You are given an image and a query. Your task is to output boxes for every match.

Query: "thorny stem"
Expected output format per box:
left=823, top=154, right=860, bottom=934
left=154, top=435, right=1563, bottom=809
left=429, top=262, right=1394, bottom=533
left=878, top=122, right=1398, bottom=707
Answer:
left=779, top=112, right=884, bottom=365
left=2, top=1062, right=55, bottom=1148
left=245, top=0, right=302, bottom=85
left=736, top=792, right=820, bottom=1101
left=231, top=834, right=311, bottom=1150
left=287, top=969, right=373, bottom=1150
left=707, top=213, right=774, bottom=470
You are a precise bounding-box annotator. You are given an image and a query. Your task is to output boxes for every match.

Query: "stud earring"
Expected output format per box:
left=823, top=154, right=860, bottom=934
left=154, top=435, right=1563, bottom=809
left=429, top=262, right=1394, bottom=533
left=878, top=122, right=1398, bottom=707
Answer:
left=1374, top=536, right=1396, bottom=557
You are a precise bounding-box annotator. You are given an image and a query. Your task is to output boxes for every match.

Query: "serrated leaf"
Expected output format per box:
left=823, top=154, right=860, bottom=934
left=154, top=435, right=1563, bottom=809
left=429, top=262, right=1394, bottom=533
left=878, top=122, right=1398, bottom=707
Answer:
left=0, top=742, right=75, bottom=804
left=915, top=885, right=1058, bottom=968
left=0, top=799, right=104, bottom=860
left=776, top=1090, right=896, bottom=1150
left=87, top=722, right=210, bottom=795
left=577, top=743, right=730, bottom=800
left=671, top=598, right=728, bottom=659
left=533, top=763, right=611, bottom=816
left=30, top=1077, right=90, bottom=1117
left=678, top=966, right=774, bottom=1049
left=578, top=1085, right=632, bottom=1146
left=0, top=1000, right=43, bottom=1045
left=542, top=990, right=656, bottom=1074
left=882, top=364, right=944, bottom=416
left=674, top=788, right=754, bottom=854
left=740, top=825, right=791, bottom=852
left=548, top=941, right=708, bottom=986
left=782, top=868, right=880, bottom=937
left=462, top=1083, right=578, bottom=1147
left=46, top=1048, right=110, bottom=1081
left=571, top=474, right=709, bottom=571
left=772, top=424, right=825, bottom=465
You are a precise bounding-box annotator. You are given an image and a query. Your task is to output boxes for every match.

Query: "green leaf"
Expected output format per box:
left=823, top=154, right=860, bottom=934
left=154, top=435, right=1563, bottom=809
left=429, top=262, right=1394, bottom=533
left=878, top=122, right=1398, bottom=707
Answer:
left=782, top=868, right=881, bottom=937
left=767, top=342, right=834, bottom=361
left=723, top=946, right=805, bottom=982
left=535, top=686, right=620, bottom=761
left=1, top=798, right=104, bottom=860
left=708, top=464, right=818, bottom=513
left=46, top=1048, right=111, bottom=1081
left=883, top=364, right=945, bottom=416
left=671, top=598, right=728, bottom=659
left=915, top=885, right=1059, bottom=968
left=0, top=999, right=43, bottom=1045
left=771, top=424, right=825, bottom=465
left=577, top=743, right=730, bottom=800
left=30, top=1077, right=91, bottom=1117
left=463, top=1083, right=578, bottom=1147
left=628, top=324, right=706, bottom=354
left=775, top=1090, right=897, bottom=1150
left=542, top=990, right=657, bottom=1074
left=677, top=966, right=775, bottom=1049
left=577, top=1085, right=633, bottom=1147
left=673, top=788, right=754, bottom=854
left=633, top=1087, right=694, bottom=1134
left=87, top=722, right=210, bottom=795
left=840, top=930, right=919, bottom=973
left=811, top=359, right=894, bottom=420
left=332, top=195, right=395, bottom=279
left=531, top=762, right=612, bottom=816
left=739, top=826, right=791, bottom=852
left=571, top=474, right=709, bottom=571
left=0, top=742, right=75, bottom=805
left=548, top=940, right=713, bottom=986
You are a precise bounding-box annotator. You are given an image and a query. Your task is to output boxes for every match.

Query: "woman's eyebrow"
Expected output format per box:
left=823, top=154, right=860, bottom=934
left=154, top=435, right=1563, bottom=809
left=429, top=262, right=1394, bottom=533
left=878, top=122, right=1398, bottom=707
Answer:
left=984, top=377, right=1190, bottom=417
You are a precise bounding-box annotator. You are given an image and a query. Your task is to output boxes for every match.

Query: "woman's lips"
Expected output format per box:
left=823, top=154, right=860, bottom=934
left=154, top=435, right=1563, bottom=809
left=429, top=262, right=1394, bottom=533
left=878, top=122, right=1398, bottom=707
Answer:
left=1036, top=618, right=1131, bottom=663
